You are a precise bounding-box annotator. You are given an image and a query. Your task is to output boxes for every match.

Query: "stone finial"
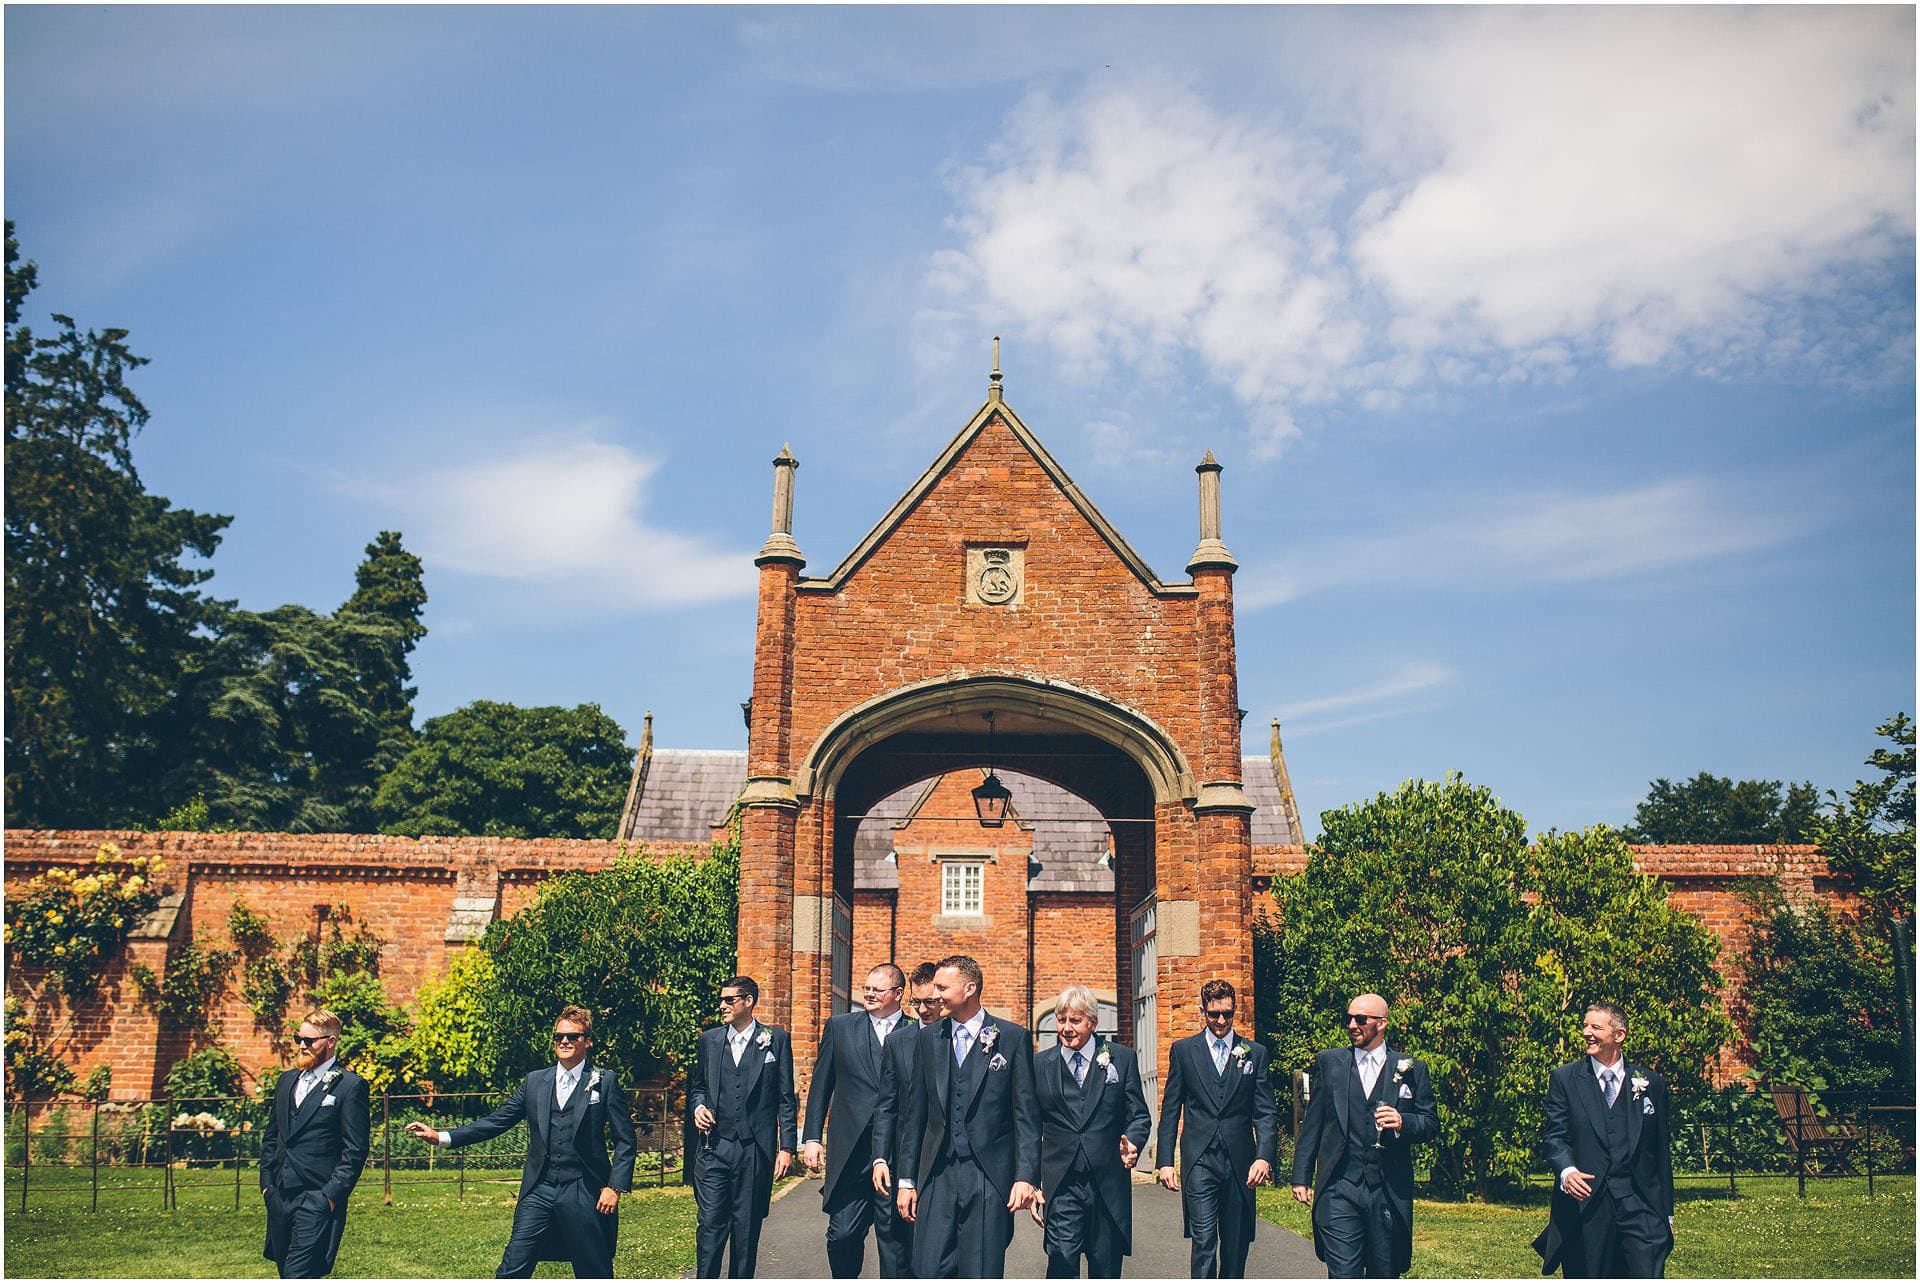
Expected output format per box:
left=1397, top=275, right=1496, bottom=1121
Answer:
left=757, top=445, right=805, bottom=566
left=1270, top=718, right=1304, bottom=843
left=988, top=336, right=1003, bottom=403
left=1187, top=448, right=1238, bottom=573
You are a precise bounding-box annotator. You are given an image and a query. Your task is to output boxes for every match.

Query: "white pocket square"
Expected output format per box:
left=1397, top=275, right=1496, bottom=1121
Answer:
left=764, top=1051, right=777, bottom=1064
left=1642, top=1099, right=1655, bottom=1115
left=589, top=1091, right=601, bottom=1104
left=321, top=1094, right=337, bottom=1107
left=1239, top=1061, right=1253, bottom=1076
left=1104, top=1065, right=1120, bottom=1084
left=1398, top=1084, right=1413, bottom=1099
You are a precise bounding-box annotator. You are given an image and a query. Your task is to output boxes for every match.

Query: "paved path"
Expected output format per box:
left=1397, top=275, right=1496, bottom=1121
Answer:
left=715, top=1176, right=1322, bottom=1279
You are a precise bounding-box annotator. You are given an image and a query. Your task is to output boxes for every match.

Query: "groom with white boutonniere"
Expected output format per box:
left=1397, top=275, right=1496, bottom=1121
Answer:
left=893, top=954, right=1042, bottom=1278
left=405, top=1004, right=636, bottom=1277
left=688, top=975, right=799, bottom=1278
left=1289, top=993, right=1438, bottom=1278
left=1534, top=1002, right=1674, bottom=1278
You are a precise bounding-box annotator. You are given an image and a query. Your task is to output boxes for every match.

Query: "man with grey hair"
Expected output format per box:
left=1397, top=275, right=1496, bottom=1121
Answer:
left=1534, top=1002, right=1674, bottom=1278
left=1030, top=986, right=1152, bottom=1278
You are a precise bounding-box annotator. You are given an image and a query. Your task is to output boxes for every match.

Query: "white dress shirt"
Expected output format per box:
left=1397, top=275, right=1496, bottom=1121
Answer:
left=1211, top=1032, right=1234, bottom=1074
left=1354, top=1045, right=1386, bottom=1098
left=730, top=1021, right=761, bottom=1066
left=294, top=1057, right=337, bottom=1109
left=1062, top=1042, right=1091, bottom=1086
left=871, top=1011, right=901, bottom=1046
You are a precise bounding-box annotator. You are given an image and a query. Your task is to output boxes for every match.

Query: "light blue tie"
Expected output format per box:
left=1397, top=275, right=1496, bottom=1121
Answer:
left=1213, top=1037, right=1228, bottom=1074
left=1072, top=1051, right=1086, bottom=1086
left=955, top=1026, right=972, bottom=1066
left=1602, top=1069, right=1618, bottom=1107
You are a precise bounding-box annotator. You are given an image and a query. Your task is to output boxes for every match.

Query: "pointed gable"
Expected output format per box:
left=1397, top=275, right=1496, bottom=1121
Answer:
left=797, top=398, right=1194, bottom=597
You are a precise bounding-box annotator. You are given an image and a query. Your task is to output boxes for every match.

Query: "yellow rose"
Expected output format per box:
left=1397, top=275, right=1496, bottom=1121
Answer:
left=125, top=876, right=144, bottom=890
left=47, top=912, right=63, bottom=925
left=54, top=944, right=67, bottom=955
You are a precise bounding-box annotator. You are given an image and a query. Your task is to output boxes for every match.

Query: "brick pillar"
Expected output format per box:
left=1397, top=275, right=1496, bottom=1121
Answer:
left=739, top=448, right=804, bottom=1031
left=1154, top=450, right=1255, bottom=1087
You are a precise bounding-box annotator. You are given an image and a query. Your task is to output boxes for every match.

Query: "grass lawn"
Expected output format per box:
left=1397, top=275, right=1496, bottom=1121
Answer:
left=1257, top=1176, right=1916, bottom=1279
left=1, top=1166, right=737, bottom=1278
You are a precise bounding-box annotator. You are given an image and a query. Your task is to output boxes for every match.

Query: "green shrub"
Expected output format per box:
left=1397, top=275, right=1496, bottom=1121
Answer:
left=163, top=1046, right=246, bottom=1102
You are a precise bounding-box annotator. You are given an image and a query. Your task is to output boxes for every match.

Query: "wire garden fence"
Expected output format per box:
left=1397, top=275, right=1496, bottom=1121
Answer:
left=4, top=1087, right=690, bottom=1212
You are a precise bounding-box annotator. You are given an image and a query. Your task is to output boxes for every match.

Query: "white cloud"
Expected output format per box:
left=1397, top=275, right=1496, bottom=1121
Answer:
left=1240, top=478, right=1802, bottom=609
left=1279, top=661, right=1457, bottom=723
left=356, top=439, right=755, bottom=610
left=927, top=8, right=1913, bottom=454
left=1354, top=7, right=1915, bottom=370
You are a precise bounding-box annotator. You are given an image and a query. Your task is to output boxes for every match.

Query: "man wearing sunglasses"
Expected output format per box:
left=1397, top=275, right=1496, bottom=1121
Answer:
left=1290, top=994, right=1437, bottom=1278
left=404, top=1005, right=636, bottom=1277
left=803, top=963, right=912, bottom=1277
left=260, top=1009, right=370, bottom=1278
left=1155, top=979, right=1277, bottom=1278
left=689, top=975, right=798, bottom=1278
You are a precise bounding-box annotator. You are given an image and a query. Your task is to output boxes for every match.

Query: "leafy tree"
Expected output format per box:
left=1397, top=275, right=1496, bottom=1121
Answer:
left=163, top=1046, right=247, bottom=1101
left=1814, top=713, right=1915, bottom=924
left=405, top=948, right=505, bottom=1094
left=164, top=599, right=417, bottom=832
left=479, top=836, right=739, bottom=1088
left=1737, top=882, right=1904, bottom=1096
left=4, top=223, right=231, bottom=827
left=1622, top=772, right=1819, bottom=844
left=338, top=531, right=427, bottom=779
left=374, top=701, right=632, bottom=839
left=1258, top=776, right=1733, bottom=1196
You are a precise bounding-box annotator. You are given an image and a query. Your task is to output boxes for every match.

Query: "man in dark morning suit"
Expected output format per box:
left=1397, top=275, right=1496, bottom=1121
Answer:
left=890, top=954, right=1042, bottom=1279
left=689, top=974, right=799, bottom=1279
left=1029, top=985, right=1153, bottom=1279
left=1155, top=979, right=1279, bottom=1279
left=870, top=961, right=943, bottom=1272
left=1289, top=993, right=1439, bottom=1278
left=405, top=1003, right=637, bottom=1278
left=803, top=963, right=914, bottom=1277
left=260, top=1009, right=371, bottom=1278
left=1534, top=1003, right=1675, bottom=1279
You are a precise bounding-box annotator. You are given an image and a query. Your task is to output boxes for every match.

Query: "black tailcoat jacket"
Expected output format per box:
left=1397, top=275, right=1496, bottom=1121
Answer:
left=259, top=1064, right=371, bottom=1272
left=1034, top=1040, right=1154, bottom=1252
left=1533, top=1059, right=1674, bottom=1274
left=448, top=1063, right=639, bottom=1260
left=895, top=1014, right=1042, bottom=1202
left=687, top=1023, right=800, bottom=1218
left=803, top=1009, right=895, bottom=1206
left=1154, top=1031, right=1279, bottom=1240
left=1289, top=1045, right=1439, bottom=1277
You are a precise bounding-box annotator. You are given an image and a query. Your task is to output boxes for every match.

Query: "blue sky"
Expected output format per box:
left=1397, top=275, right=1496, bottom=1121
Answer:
left=6, top=5, right=1913, bottom=838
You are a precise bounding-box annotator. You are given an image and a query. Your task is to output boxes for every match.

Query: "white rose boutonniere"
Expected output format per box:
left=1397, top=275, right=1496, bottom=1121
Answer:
left=1630, top=1074, right=1649, bottom=1099
left=1231, top=1041, right=1250, bottom=1061
left=1393, top=1057, right=1412, bottom=1083
left=977, top=1025, right=1000, bottom=1052
left=1095, top=1042, right=1112, bottom=1071
left=320, top=1067, right=343, bottom=1091
left=756, top=1029, right=773, bottom=1051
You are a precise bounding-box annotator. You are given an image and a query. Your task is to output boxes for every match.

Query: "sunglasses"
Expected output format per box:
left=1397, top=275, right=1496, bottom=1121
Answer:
left=718, top=994, right=750, bottom=1006
left=1204, top=1009, right=1236, bottom=1020
left=292, top=1034, right=333, bottom=1048
left=553, top=1032, right=587, bottom=1043
left=1344, top=1014, right=1384, bottom=1026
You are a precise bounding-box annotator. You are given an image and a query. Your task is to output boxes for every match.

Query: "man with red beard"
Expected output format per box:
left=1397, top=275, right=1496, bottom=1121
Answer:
left=260, top=1009, right=370, bottom=1278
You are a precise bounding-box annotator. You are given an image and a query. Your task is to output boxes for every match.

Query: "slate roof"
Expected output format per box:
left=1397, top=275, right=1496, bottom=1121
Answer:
left=626, top=749, right=1301, bottom=878
left=625, top=749, right=749, bottom=843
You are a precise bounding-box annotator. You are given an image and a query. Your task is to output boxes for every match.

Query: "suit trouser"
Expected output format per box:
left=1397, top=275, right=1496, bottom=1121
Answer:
left=1564, top=1190, right=1669, bottom=1279
left=1318, top=1174, right=1395, bottom=1278
left=497, top=1176, right=614, bottom=1278
left=270, top=1188, right=347, bottom=1279
left=825, top=1167, right=913, bottom=1278
left=1043, top=1169, right=1125, bottom=1279
left=696, top=1137, right=772, bottom=1279
left=912, top=1154, right=1014, bottom=1279
left=1184, top=1148, right=1253, bottom=1279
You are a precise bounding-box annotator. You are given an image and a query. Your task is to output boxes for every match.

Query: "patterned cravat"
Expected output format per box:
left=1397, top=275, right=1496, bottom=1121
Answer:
left=1071, top=1050, right=1086, bottom=1086
left=954, top=1025, right=972, bottom=1066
